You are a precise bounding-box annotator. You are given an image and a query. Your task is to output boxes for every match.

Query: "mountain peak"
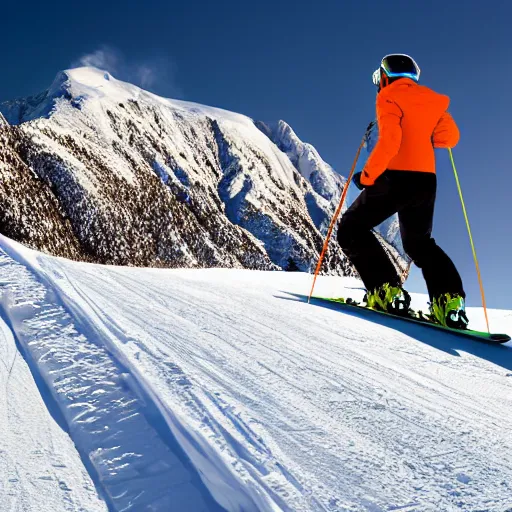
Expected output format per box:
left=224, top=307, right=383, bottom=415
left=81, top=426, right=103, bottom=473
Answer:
left=1, top=67, right=139, bottom=125
left=59, top=66, right=137, bottom=100
left=65, top=66, right=113, bottom=84
left=54, top=66, right=138, bottom=105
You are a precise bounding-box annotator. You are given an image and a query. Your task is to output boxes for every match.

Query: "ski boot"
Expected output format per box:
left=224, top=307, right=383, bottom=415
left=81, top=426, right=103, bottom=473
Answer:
left=430, top=293, right=469, bottom=330
left=365, top=283, right=411, bottom=316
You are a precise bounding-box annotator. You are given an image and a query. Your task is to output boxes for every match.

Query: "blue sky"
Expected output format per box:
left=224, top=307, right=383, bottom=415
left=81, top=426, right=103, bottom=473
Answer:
left=0, top=0, right=510, bottom=307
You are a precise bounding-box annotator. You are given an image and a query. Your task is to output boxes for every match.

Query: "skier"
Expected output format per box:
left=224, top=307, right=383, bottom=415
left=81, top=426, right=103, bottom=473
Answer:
left=337, top=54, right=468, bottom=329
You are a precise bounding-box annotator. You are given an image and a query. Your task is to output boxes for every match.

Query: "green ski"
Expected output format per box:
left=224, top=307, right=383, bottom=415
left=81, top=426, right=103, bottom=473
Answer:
left=312, top=296, right=511, bottom=344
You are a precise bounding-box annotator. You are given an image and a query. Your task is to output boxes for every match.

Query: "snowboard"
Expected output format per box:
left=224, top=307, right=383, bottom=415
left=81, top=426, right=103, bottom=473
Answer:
left=312, top=296, right=511, bottom=344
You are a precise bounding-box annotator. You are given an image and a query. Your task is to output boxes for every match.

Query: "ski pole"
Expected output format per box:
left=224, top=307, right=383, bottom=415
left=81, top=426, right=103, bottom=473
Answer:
left=448, top=148, right=490, bottom=333
left=308, top=134, right=367, bottom=303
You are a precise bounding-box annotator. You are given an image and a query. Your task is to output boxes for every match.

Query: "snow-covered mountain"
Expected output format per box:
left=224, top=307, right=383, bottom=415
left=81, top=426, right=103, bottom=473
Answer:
left=1, top=236, right=511, bottom=511
left=0, top=67, right=406, bottom=276
left=0, top=113, right=83, bottom=259
left=255, top=120, right=345, bottom=231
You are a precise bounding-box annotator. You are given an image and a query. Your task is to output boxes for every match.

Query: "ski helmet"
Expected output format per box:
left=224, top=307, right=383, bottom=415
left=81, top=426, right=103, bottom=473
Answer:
left=372, top=54, right=421, bottom=87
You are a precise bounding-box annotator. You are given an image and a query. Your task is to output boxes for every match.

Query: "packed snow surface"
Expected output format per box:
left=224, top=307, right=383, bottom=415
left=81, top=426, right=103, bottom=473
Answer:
left=0, top=236, right=511, bottom=511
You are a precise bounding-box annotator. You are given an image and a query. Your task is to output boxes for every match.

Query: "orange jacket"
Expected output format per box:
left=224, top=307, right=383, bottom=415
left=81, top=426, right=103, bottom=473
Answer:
left=361, top=78, right=460, bottom=186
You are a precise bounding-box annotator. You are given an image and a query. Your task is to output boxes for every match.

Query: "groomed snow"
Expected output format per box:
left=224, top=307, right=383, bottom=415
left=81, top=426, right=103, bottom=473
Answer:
left=0, top=315, right=107, bottom=512
left=1, top=236, right=511, bottom=511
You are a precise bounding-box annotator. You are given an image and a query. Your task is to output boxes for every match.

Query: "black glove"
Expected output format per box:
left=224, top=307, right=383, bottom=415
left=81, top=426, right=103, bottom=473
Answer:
left=365, top=120, right=376, bottom=134
left=353, top=172, right=366, bottom=191
left=364, top=120, right=376, bottom=144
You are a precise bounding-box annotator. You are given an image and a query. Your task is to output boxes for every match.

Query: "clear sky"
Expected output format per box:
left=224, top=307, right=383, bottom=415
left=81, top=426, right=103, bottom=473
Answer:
left=0, top=0, right=510, bottom=308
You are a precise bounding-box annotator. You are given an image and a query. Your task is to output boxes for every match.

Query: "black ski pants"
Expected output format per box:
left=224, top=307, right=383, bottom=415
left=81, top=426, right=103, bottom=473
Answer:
left=337, top=171, right=464, bottom=300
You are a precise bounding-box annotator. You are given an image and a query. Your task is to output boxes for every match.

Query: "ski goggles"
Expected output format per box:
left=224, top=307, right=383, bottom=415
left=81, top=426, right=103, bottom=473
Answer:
left=372, top=54, right=421, bottom=85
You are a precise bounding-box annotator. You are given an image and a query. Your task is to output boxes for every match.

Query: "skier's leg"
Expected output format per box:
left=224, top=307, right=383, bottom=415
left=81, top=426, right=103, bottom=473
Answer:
left=337, top=175, right=401, bottom=292
left=398, top=174, right=465, bottom=300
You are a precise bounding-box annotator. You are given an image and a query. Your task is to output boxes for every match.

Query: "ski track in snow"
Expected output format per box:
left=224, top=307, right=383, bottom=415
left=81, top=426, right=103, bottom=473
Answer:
left=0, top=315, right=107, bottom=512
left=0, top=243, right=248, bottom=512
left=1, top=236, right=512, bottom=511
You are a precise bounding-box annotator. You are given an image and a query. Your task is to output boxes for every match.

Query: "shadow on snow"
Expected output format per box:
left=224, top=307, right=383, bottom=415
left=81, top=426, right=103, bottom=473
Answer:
left=278, top=292, right=512, bottom=374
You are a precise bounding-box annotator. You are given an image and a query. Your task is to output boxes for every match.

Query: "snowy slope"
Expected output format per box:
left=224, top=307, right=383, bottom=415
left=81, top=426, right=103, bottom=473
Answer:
left=255, top=120, right=345, bottom=233
left=1, top=236, right=511, bottom=511
left=0, top=67, right=406, bottom=277
left=0, top=315, right=107, bottom=512
left=0, top=116, right=83, bottom=260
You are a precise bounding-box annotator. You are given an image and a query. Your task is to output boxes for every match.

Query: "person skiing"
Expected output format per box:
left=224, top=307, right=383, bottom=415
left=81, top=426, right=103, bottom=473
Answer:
left=337, top=54, right=468, bottom=329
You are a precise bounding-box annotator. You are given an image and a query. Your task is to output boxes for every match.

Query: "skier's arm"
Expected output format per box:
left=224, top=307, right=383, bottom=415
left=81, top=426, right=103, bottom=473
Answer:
left=432, top=111, right=460, bottom=148
left=361, top=96, right=403, bottom=186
